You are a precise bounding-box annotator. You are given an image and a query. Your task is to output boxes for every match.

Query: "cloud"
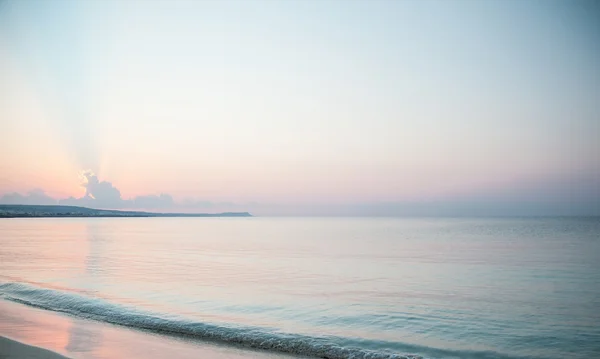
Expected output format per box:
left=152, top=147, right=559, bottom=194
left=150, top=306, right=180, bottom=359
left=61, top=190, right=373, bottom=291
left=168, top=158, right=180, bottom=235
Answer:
left=56, top=171, right=177, bottom=210
left=1, top=171, right=599, bottom=216
left=181, top=198, right=214, bottom=208
left=29, top=171, right=221, bottom=211
left=132, top=194, right=174, bottom=209
left=80, top=171, right=123, bottom=208
left=0, top=189, right=57, bottom=205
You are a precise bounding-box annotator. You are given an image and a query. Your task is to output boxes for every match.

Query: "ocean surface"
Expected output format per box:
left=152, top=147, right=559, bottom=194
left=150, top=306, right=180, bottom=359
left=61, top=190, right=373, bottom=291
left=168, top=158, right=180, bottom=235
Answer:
left=1, top=217, right=599, bottom=359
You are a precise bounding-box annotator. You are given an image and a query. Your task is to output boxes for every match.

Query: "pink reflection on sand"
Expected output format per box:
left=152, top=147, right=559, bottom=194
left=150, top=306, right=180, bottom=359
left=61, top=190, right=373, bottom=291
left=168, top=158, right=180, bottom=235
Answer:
left=0, top=300, right=296, bottom=359
left=0, top=300, right=77, bottom=357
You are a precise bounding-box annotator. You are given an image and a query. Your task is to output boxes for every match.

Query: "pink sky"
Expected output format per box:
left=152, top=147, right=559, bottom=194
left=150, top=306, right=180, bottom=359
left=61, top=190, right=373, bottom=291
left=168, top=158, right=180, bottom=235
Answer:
left=0, top=0, right=598, bottom=215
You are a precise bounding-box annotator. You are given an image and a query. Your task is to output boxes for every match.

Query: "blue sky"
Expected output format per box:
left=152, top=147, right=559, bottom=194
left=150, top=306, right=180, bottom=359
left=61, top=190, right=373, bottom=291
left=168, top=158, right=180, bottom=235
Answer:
left=0, top=0, right=598, bottom=215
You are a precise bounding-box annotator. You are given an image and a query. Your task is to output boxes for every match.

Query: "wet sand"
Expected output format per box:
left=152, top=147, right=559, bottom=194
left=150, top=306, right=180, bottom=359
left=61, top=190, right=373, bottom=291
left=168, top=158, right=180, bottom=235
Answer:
left=0, top=300, right=301, bottom=359
left=0, top=336, right=70, bottom=359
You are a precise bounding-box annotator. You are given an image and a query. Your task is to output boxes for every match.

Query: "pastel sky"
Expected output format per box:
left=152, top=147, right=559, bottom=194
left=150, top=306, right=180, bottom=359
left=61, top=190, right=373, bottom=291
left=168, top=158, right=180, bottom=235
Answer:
left=0, top=0, right=598, bottom=215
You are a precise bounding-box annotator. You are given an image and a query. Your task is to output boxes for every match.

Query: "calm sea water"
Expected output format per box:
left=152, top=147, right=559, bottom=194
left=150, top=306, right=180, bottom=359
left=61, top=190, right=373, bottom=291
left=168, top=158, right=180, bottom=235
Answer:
left=1, top=217, right=599, bottom=359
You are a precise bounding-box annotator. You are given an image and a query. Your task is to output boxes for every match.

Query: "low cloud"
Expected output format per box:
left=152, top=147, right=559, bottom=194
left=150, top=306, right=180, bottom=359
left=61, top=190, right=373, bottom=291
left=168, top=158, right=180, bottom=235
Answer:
left=0, top=172, right=232, bottom=212
left=132, top=194, right=174, bottom=209
left=81, top=171, right=123, bottom=208
left=0, top=189, right=57, bottom=205
left=1, top=172, right=598, bottom=216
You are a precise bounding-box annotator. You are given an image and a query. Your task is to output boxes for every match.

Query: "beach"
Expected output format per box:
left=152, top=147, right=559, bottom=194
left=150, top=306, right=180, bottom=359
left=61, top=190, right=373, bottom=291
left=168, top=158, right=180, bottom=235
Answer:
left=0, top=336, right=69, bottom=359
left=0, top=300, right=299, bottom=359
left=2, top=0, right=599, bottom=356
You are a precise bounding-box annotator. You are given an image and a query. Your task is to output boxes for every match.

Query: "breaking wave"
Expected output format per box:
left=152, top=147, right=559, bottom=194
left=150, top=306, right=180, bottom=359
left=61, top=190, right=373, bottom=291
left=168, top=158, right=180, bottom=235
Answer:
left=0, top=282, right=529, bottom=359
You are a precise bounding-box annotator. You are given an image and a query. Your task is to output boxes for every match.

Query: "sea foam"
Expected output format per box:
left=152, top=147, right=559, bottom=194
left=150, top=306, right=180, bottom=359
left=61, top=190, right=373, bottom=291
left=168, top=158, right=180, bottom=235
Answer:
left=0, top=281, right=423, bottom=359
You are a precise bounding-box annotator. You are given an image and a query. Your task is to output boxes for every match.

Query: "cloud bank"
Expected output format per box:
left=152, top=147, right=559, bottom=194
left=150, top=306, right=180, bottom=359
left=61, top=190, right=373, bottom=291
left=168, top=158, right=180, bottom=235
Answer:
left=0, top=171, right=233, bottom=212
left=0, top=172, right=598, bottom=216
left=0, top=189, right=56, bottom=206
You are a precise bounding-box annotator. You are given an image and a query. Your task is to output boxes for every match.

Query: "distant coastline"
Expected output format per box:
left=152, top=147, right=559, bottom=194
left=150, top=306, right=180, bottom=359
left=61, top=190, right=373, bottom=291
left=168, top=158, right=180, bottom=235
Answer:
left=0, top=205, right=252, bottom=218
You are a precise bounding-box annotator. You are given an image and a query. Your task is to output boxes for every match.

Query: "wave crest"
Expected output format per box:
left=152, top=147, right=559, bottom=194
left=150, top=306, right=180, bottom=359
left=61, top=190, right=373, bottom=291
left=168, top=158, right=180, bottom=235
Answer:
left=0, top=282, right=422, bottom=359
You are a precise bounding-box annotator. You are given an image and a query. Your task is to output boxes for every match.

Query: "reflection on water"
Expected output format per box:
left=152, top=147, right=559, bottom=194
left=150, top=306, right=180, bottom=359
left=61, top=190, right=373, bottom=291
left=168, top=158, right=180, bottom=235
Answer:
left=1, top=217, right=600, bottom=359
left=0, top=300, right=301, bottom=359
left=0, top=220, right=300, bottom=359
left=64, top=223, right=105, bottom=355
left=85, top=222, right=105, bottom=278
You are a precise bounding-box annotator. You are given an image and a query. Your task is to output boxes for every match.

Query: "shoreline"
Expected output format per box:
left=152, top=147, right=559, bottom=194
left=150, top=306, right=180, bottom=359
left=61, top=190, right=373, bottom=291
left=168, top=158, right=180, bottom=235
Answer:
left=0, top=299, right=301, bottom=359
left=0, top=204, right=252, bottom=218
left=0, top=336, right=70, bottom=359
left=0, top=214, right=251, bottom=218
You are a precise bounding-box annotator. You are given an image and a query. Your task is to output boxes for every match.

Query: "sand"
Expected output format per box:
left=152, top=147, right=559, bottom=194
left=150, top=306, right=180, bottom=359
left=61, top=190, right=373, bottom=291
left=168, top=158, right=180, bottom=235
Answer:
left=0, top=336, right=70, bottom=359
left=0, top=299, right=301, bottom=359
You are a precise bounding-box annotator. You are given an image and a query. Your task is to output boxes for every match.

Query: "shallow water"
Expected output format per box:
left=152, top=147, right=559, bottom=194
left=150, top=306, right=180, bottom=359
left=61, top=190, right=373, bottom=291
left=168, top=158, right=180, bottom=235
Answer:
left=1, top=217, right=599, bottom=358
left=0, top=299, right=297, bottom=359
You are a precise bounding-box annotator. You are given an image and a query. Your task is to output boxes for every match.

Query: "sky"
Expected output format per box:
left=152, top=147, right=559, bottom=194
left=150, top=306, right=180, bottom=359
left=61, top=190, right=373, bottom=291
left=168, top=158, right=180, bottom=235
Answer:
left=0, top=0, right=598, bottom=216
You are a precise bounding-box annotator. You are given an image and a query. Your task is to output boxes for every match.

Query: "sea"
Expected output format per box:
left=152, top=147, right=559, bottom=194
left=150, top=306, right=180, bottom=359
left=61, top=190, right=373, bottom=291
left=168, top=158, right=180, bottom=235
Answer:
left=0, top=217, right=599, bottom=359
